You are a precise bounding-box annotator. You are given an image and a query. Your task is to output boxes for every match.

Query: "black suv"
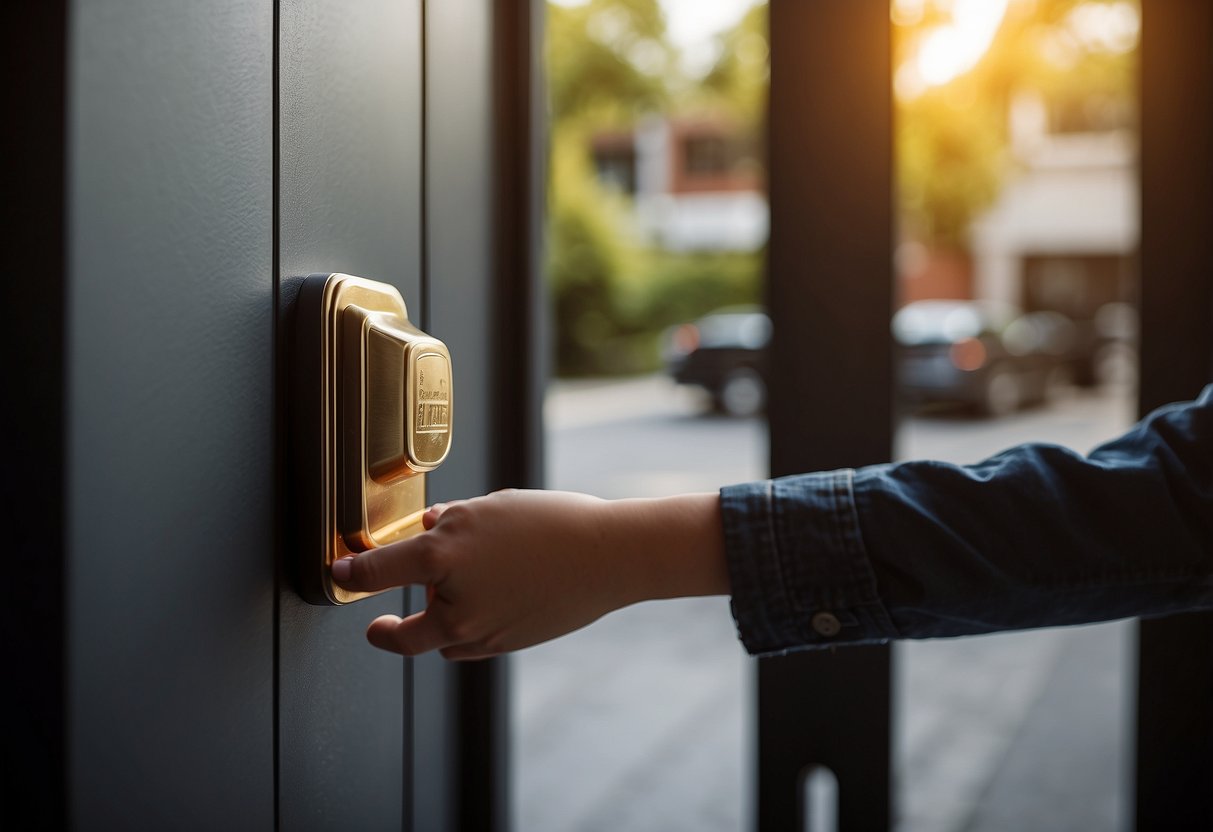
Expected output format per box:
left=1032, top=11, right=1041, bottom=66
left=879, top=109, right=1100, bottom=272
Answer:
left=664, top=307, right=771, bottom=416
left=894, top=300, right=1081, bottom=416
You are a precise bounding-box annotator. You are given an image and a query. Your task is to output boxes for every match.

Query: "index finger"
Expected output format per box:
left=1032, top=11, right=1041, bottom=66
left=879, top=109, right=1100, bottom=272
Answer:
left=332, top=534, right=443, bottom=592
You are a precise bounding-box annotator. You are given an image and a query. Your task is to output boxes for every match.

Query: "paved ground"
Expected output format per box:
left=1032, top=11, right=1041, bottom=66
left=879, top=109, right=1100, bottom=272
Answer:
left=513, top=377, right=1137, bottom=832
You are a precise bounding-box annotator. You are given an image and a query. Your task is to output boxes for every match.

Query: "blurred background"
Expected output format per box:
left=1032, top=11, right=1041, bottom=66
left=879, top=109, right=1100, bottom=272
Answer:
left=515, top=1, right=1141, bottom=829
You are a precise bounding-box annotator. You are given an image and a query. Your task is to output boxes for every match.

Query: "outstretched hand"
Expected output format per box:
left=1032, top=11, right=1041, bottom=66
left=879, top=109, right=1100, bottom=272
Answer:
left=330, top=489, right=728, bottom=660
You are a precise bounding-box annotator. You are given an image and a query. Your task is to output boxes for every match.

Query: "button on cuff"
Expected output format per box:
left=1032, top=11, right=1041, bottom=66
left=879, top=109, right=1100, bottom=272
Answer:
left=720, top=470, right=901, bottom=655
left=811, top=611, right=842, bottom=638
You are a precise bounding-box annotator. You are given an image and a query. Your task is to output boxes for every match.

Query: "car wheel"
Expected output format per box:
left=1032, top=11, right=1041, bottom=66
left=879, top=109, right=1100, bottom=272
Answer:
left=981, top=366, right=1021, bottom=417
left=718, top=368, right=766, bottom=417
left=1044, top=364, right=1074, bottom=403
left=1096, top=342, right=1138, bottom=388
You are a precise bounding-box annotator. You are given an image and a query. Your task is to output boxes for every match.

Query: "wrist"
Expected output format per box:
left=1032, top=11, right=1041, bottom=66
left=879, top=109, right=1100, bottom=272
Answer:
left=602, top=493, right=730, bottom=605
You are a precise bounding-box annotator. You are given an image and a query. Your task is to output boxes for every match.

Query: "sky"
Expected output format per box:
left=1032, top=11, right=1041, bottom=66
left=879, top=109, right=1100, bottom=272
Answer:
left=550, top=0, right=760, bottom=76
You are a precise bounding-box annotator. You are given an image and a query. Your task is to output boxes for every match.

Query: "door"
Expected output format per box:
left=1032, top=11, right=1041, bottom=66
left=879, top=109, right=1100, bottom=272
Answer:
left=8, top=1, right=528, bottom=829
left=277, top=2, right=424, bottom=827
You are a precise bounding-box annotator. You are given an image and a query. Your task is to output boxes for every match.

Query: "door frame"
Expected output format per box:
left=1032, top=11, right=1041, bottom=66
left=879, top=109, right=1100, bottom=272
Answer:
left=1134, top=1, right=1213, bottom=827
left=4, top=2, right=69, bottom=823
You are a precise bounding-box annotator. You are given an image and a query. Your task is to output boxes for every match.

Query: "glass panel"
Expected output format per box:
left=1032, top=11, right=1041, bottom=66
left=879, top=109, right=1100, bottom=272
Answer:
left=891, top=1, right=1140, bottom=829
left=514, top=1, right=769, bottom=829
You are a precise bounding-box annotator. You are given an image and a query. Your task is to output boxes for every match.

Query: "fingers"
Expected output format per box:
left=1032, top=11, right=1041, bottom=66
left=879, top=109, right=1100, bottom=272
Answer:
left=367, top=612, right=497, bottom=660
left=440, top=644, right=497, bottom=662
left=346, top=498, right=492, bottom=659
left=422, top=501, right=458, bottom=529
left=331, top=535, right=443, bottom=592
left=366, top=611, right=453, bottom=656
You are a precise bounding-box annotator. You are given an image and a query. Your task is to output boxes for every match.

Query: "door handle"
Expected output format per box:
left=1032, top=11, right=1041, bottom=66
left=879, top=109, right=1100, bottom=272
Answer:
left=292, top=273, right=452, bottom=605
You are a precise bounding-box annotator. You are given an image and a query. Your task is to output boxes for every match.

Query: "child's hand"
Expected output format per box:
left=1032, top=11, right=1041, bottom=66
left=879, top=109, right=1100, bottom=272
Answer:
left=330, top=489, right=727, bottom=660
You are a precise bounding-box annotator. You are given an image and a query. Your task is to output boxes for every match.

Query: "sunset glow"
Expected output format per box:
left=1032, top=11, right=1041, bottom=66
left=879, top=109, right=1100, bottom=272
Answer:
left=897, top=0, right=1010, bottom=98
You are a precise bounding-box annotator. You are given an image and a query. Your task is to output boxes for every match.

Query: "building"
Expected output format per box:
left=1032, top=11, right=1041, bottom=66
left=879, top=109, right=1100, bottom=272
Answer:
left=591, top=115, right=767, bottom=252
left=971, top=91, right=1138, bottom=320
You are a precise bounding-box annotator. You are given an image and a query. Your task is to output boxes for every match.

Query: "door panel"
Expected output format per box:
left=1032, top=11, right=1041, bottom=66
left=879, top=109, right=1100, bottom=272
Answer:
left=419, top=2, right=496, bottom=828
left=277, top=1, right=423, bottom=827
left=56, top=1, right=508, bottom=826
left=67, top=1, right=275, bottom=827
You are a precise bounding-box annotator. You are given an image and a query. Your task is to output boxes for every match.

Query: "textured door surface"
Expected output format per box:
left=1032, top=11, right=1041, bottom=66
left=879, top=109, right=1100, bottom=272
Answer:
left=277, top=1, right=423, bottom=827
left=67, top=1, right=275, bottom=827
left=416, top=1, right=501, bottom=828
left=54, top=1, right=507, bottom=828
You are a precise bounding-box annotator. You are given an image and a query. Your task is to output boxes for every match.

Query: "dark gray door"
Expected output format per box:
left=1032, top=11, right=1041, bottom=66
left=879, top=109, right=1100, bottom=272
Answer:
left=276, top=2, right=422, bottom=826
left=9, top=1, right=513, bottom=829
left=67, top=1, right=276, bottom=826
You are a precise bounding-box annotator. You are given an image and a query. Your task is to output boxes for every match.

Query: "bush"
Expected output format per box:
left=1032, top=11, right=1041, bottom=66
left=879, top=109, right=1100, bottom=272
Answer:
left=546, top=126, right=764, bottom=376
left=630, top=250, right=762, bottom=331
left=550, top=241, right=764, bottom=376
left=546, top=150, right=630, bottom=375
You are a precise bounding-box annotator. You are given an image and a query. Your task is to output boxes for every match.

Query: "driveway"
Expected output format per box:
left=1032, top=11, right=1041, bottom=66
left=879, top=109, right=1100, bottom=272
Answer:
left=514, top=376, right=1136, bottom=832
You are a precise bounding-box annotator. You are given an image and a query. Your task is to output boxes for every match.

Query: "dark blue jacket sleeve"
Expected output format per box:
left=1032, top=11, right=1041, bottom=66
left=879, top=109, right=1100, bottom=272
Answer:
left=720, top=385, right=1213, bottom=656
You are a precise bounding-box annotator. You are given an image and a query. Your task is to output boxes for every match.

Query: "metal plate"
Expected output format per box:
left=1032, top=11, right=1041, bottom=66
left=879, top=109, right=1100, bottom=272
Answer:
left=294, top=272, right=451, bottom=605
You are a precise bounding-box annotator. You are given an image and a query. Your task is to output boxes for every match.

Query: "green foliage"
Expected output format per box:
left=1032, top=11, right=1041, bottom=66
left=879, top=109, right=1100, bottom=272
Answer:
left=545, top=0, right=1137, bottom=373
left=546, top=127, right=762, bottom=375
left=544, top=0, right=765, bottom=376
left=629, top=250, right=761, bottom=330
left=548, top=170, right=762, bottom=375
left=896, top=0, right=1138, bottom=247
left=547, top=0, right=672, bottom=125
left=551, top=246, right=763, bottom=377
left=897, top=87, right=1005, bottom=246
left=699, top=3, right=769, bottom=123
left=547, top=130, right=630, bottom=375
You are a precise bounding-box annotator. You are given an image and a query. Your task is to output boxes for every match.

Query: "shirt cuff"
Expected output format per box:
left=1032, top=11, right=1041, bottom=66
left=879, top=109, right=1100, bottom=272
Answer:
left=719, top=470, right=901, bottom=656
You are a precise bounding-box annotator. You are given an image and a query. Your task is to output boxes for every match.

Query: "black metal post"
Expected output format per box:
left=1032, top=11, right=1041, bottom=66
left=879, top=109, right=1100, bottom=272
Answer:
left=764, top=2, right=894, bottom=830
left=1135, top=2, right=1213, bottom=828
left=1, top=4, right=69, bottom=828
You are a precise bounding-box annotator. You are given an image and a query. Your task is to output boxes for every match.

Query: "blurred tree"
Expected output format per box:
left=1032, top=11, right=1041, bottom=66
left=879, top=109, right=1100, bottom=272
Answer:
left=543, top=0, right=1138, bottom=375
left=700, top=2, right=768, bottom=123
left=546, top=0, right=671, bottom=375
left=547, top=0, right=673, bottom=125
left=895, top=0, right=1138, bottom=248
left=546, top=131, right=630, bottom=375
left=897, top=85, right=1004, bottom=246
left=544, top=0, right=766, bottom=376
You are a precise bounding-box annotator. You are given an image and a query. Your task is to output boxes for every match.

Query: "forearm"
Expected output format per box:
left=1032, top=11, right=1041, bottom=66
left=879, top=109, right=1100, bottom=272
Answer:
left=333, top=387, right=1210, bottom=660
left=332, top=488, right=731, bottom=659
left=607, top=493, right=730, bottom=604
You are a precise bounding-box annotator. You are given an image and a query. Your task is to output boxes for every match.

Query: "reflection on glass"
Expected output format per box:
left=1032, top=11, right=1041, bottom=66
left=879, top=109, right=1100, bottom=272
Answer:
left=892, top=1, right=1140, bottom=829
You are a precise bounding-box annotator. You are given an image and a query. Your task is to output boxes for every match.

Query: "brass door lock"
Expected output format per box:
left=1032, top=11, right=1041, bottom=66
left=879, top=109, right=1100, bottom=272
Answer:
left=292, top=273, right=452, bottom=605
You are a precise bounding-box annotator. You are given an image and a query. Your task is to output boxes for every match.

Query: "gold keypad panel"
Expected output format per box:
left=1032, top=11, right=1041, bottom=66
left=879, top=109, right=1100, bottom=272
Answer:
left=294, top=273, right=453, bottom=605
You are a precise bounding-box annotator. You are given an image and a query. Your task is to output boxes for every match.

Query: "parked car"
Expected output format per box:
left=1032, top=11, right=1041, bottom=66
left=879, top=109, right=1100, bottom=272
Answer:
left=664, top=306, right=771, bottom=416
left=893, top=300, right=1079, bottom=416
left=1091, top=301, right=1139, bottom=387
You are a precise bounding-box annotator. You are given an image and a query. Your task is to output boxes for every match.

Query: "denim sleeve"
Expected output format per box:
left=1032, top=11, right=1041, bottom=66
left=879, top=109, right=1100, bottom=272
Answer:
left=721, top=385, right=1213, bottom=656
